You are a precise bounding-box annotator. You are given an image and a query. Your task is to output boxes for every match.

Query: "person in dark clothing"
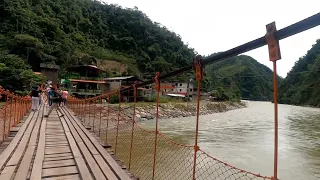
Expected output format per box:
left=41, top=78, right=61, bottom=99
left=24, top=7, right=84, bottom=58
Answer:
left=30, top=86, right=40, bottom=111
left=44, top=87, right=64, bottom=117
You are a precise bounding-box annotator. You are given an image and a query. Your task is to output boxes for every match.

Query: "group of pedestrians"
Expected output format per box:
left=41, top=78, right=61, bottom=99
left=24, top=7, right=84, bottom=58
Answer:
left=30, top=85, right=69, bottom=118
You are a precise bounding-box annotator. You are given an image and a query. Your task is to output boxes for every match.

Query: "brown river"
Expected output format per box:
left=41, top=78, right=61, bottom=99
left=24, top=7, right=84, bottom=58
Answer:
left=139, top=101, right=320, bottom=180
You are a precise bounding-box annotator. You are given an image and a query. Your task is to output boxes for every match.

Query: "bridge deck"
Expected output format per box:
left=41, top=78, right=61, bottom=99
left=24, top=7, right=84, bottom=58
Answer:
left=0, top=105, right=132, bottom=180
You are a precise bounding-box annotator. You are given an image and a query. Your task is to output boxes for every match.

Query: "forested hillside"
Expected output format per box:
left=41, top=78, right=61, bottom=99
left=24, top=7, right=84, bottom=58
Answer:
left=0, top=0, right=286, bottom=101
left=0, top=0, right=195, bottom=92
left=205, top=55, right=282, bottom=101
left=279, top=39, right=320, bottom=107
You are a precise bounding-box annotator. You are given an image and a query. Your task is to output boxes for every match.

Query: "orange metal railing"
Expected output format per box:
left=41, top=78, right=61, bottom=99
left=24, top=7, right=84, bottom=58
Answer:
left=0, top=86, right=31, bottom=142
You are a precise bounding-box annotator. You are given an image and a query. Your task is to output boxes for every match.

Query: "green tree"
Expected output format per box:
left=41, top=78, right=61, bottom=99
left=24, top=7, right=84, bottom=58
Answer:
left=279, top=39, right=320, bottom=107
left=0, top=52, right=43, bottom=92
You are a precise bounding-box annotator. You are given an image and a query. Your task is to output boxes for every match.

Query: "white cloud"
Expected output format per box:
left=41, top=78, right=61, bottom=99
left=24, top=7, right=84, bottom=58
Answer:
left=103, top=0, right=320, bottom=77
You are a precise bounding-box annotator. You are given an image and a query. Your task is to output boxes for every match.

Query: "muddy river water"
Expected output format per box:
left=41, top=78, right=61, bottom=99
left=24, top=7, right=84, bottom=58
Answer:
left=139, top=101, right=320, bottom=180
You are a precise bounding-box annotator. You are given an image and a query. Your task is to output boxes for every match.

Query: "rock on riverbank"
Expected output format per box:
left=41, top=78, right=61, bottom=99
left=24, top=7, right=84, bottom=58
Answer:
left=121, top=101, right=247, bottom=121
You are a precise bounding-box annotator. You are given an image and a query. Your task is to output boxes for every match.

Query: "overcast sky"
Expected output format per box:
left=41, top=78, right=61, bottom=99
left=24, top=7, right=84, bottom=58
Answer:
left=103, top=0, right=319, bottom=77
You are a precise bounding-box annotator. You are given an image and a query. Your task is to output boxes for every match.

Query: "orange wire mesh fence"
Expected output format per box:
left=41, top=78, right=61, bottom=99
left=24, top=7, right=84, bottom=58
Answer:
left=67, top=82, right=271, bottom=180
left=0, top=86, right=31, bottom=143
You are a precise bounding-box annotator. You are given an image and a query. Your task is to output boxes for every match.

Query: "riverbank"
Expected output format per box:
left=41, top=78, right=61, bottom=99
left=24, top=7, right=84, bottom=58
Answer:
left=121, top=101, right=247, bottom=121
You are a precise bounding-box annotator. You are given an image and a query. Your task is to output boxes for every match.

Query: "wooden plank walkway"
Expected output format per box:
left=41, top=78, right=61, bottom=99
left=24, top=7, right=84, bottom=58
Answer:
left=0, top=105, right=132, bottom=180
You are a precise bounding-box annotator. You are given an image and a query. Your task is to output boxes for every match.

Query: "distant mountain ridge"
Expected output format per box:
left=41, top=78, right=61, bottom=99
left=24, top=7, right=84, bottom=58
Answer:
left=205, top=55, right=282, bottom=101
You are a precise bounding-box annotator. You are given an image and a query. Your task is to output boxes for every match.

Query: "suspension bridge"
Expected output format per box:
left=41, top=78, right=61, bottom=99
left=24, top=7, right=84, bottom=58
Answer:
left=0, top=12, right=319, bottom=180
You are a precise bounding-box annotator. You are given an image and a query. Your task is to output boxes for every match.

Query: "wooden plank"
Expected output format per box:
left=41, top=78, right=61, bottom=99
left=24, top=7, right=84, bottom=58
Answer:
left=45, top=142, right=68, bottom=145
left=63, top=107, right=132, bottom=180
left=28, top=114, right=43, bottom=146
left=45, top=153, right=72, bottom=158
left=45, top=147, right=71, bottom=155
left=43, top=159, right=74, bottom=166
left=29, top=118, right=47, bottom=180
left=65, top=113, right=99, bottom=155
left=0, top=111, right=35, bottom=169
left=14, top=145, right=36, bottom=180
left=46, top=129, right=65, bottom=132
left=6, top=110, right=40, bottom=166
left=45, top=142, right=69, bottom=145
left=45, top=138, right=67, bottom=141
left=43, top=159, right=75, bottom=169
left=45, top=129, right=64, bottom=131
left=45, top=135, right=65, bottom=137
left=42, top=166, right=78, bottom=177
left=45, top=145, right=69, bottom=149
left=62, top=117, right=82, bottom=143
left=77, top=142, right=106, bottom=180
left=60, top=116, right=93, bottom=180
left=45, top=134, right=65, bottom=137
left=45, top=144, right=69, bottom=148
left=14, top=106, right=45, bottom=180
left=45, top=142, right=68, bottom=146
left=42, top=174, right=80, bottom=180
left=93, top=154, right=118, bottom=180
left=45, top=136, right=65, bottom=138
left=45, top=147, right=70, bottom=151
left=45, top=155, right=74, bottom=162
left=45, top=135, right=65, bottom=138
left=45, top=139, right=67, bottom=142
left=46, top=130, right=64, bottom=132
left=0, top=166, right=16, bottom=180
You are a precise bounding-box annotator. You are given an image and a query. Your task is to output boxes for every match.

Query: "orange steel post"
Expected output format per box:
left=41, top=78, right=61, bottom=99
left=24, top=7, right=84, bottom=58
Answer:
left=16, top=98, right=19, bottom=122
left=77, top=99, right=80, bottom=116
left=105, top=94, right=110, bottom=144
left=79, top=100, right=81, bottom=119
left=152, top=72, right=161, bottom=179
left=84, top=100, right=88, bottom=125
left=93, top=98, right=96, bottom=132
left=78, top=99, right=83, bottom=121
left=22, top=98, right=25, bottom=116
left=88, top=99, right=91, bottom=127
left=8, top=96, right=12, bottom=137
left=192, top=55, right=203, bottom=180
left=266, top=22, right=281, bottom=180
left=98, top=97, right=102, bottom=137
left=18, top=98, right=21, bottom=122
left=14, top=98, right=17, bottom=125
left=83, top=100, right=85, bottom=120
left=79, top=99, right=81, bottom=116
left=19, top=97, right=21, bottom=122
left=18, top=97, right=20, bottom=123
left=81, top=100, right=84, bottom=121
left=2, top=91, right=8, bottom=141
left=129, top=82, right=138, bottom=170
left=115, top=91, right=121, bottom=154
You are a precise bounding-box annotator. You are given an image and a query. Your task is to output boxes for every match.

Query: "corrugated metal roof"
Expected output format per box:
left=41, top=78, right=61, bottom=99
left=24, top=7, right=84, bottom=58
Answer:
left=69, top=79, right=105, bottom=84
left=165, top=93, right=186, bottom=97
left=104, top=76, right=134, bottom=80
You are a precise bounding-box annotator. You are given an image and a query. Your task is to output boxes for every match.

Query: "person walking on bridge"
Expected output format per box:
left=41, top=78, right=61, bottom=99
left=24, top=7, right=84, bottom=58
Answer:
left=30, top=86, right=40, bottom=111
left=44, top=87, right=64, bottom=118
left=61, top=88, right=69, bottom=106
